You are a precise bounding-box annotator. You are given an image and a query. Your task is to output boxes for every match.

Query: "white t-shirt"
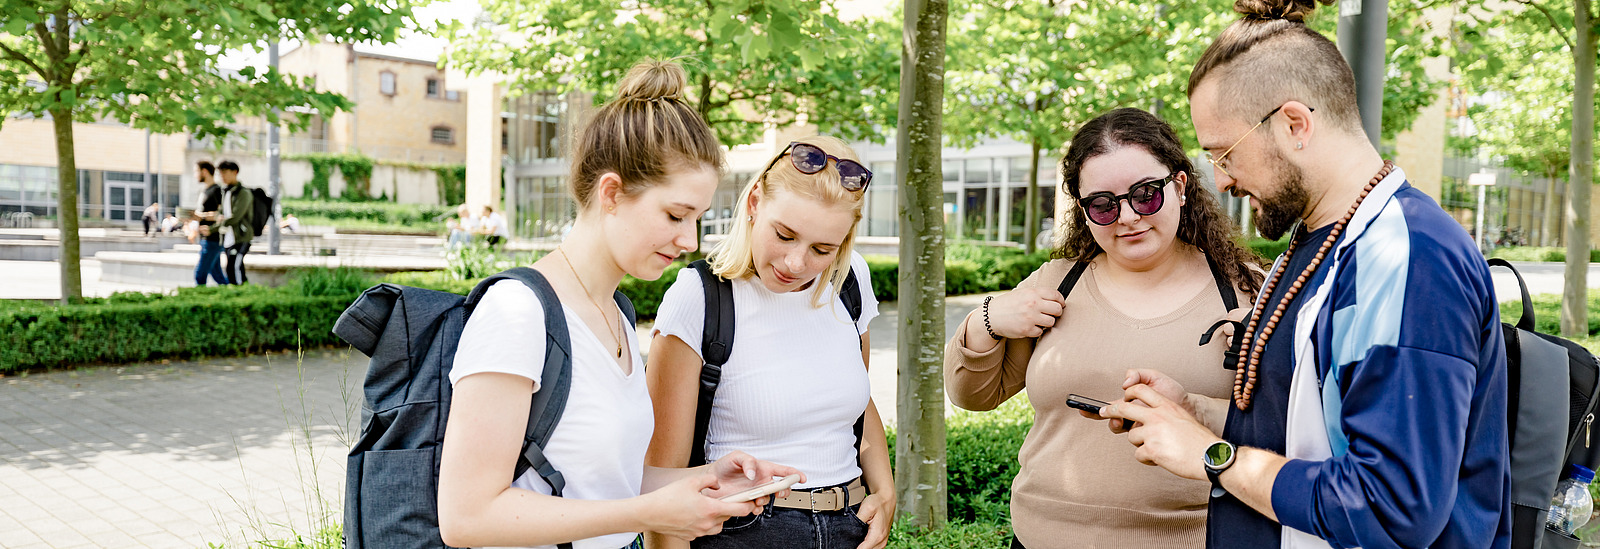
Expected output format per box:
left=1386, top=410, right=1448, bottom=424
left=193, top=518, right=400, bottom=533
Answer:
left=221, top=186, right=236, bottom=247
left=652, top=252, right=878, bottom=488
left=484, top=212, right=510, bottom=237
left=450, top=279, right=653, bottom=549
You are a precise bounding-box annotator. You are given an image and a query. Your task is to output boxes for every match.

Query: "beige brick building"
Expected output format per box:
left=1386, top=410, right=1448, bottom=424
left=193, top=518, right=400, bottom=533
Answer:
left=0, top=116, right=187, bottom=225
left=275, top=42, right=470, bottom=165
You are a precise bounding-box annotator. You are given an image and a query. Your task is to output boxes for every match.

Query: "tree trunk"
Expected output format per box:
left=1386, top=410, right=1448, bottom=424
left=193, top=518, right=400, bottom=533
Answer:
left=1024, top=138, right=1041, bottom=254
left=1544, top=172, right=1563, bottom=247
left=894, top=0, right=949, bottom=530
left=51, top=107, right=81, bottom=304
left=1561, top=0, right=1594, bottom=337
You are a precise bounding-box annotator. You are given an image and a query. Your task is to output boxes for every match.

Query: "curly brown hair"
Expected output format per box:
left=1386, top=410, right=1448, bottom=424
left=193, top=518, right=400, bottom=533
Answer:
left=1056, top=107, right=1265, bottom=297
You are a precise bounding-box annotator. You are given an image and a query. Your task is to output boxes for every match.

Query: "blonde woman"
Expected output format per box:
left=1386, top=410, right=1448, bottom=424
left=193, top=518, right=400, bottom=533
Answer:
left=436, top=61, right=801, bottom=549
left=645, top=136, right=895, bottom=549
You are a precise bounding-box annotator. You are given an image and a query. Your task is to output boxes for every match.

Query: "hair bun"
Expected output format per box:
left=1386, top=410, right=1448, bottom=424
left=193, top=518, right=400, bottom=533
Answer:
left=614, top=60, right=688, bottom=103
left=1233, top=0, right=1329, bottom=22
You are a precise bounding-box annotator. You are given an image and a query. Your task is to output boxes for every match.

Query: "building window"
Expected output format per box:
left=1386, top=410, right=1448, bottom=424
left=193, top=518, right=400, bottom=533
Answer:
left=431, top=126, right=454, bottom=145
left=380, top=71, right=397, bottom=96
left=426, top=78, right=440, bottom=98
left=445, top=90, right=459, bottom=101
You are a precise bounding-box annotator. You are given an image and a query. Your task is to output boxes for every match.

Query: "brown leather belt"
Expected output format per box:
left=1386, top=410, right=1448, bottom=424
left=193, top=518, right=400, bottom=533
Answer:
left=771, top=478, right=866, bottom=512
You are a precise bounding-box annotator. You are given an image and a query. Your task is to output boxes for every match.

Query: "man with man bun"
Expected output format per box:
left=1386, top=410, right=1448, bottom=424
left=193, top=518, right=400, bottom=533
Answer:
left=1097, top=1, right=1511, bottom=548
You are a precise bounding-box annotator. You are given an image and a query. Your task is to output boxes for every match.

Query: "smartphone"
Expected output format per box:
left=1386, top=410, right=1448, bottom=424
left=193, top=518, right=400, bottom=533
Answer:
left=719, top=474, right=802, bottom=503
left=1066, top=394, right=1110, bottom=416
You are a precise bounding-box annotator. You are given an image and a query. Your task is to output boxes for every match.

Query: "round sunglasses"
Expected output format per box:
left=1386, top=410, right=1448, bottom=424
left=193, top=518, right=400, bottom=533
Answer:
left=1076, top=172, right=1179, bottom=226
left=762, top=142, right=873, bottom=192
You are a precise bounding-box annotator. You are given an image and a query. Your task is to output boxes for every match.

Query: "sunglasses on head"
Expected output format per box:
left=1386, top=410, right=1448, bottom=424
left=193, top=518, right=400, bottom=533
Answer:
left=762, top=142, right=873, bottom=192
left=1077, top=172, right=1180, bottom=226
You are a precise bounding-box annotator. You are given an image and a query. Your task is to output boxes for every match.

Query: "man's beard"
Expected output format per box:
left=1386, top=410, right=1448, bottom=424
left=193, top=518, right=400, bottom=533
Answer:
left=1252, top=153, right=1311, bottom=241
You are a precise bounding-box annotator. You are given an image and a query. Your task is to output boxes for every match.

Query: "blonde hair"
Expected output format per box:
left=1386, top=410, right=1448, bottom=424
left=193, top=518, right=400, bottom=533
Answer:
left=708, top=135, right=866, bottom=307
left=569, top=60, right=725, bottom=209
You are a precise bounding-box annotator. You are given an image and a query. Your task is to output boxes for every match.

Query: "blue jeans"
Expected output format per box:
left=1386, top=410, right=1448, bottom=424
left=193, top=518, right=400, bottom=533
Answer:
left=194, top=239, right=229, bottom=286
left=691, top=497, right=867, bottom=549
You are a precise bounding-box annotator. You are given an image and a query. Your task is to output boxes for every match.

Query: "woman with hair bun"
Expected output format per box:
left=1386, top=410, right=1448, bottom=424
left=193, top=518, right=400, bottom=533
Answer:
left=437, top=60, right=802, bottom=549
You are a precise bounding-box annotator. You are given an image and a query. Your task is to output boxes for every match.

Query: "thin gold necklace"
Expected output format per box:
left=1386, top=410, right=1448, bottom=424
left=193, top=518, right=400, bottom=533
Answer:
left=556, top=247, right=623, bottom=358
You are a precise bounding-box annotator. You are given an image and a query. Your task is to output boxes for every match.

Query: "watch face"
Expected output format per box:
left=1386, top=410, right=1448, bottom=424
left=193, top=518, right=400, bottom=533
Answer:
left=1205, top=441, right=1235, bottom=467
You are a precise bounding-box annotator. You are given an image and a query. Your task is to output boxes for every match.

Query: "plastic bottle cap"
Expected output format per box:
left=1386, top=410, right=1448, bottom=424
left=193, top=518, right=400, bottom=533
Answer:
left=1571, top=464, right=1595, bottom=484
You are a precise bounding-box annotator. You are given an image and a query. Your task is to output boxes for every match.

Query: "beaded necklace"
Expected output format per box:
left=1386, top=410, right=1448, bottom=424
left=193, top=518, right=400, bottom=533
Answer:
left=1232, top=160, right=1394, bottom=411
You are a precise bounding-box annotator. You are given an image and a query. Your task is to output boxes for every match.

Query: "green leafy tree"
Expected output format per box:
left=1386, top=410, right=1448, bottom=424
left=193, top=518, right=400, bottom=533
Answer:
left=1456, top=9, right=1575, bottom=247
left=943, top=0, right=1207, bottom=253
left=0, top=0, right=417, bottom=303
left=440, top=0, right=900, bottom=146
left=1459, top=0, right=1596, bottom=336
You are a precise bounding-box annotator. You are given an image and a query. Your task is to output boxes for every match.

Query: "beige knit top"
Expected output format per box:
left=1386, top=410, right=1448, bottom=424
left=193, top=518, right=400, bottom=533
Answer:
left=945, top=259, right=1246, bottom=549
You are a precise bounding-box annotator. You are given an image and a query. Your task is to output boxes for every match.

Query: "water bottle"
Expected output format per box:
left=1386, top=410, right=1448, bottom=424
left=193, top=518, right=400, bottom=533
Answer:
left=1549, top=464, right=1597, bottom=535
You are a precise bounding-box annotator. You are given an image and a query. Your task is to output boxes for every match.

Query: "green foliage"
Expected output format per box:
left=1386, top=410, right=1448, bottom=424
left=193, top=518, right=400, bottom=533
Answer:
left=1489, top=246, right=1600, bottom=263
left=281, top=199, right=452, bottom=231
left=434, top=164, right=467, bottom=206
left=1453, top=0, right=1581, bottom=179
left=1246, top=236, right=1293, bottom=261
left=887, top=520, right=1013, bottom=549
left=0, top=2, right=415, bottom=137
left=0, top=286, right=352, bottom=372
left=439, top=0, right=898, bottom=145
left=444, top=242, right=546, bottom=281
left=283, top=267, right=377, bottom=297
left=289, top=153, right=379, bottom=201
left=888, top=394, right=1034, bottom=525
left=1500, top=290, right=1600, bottom=337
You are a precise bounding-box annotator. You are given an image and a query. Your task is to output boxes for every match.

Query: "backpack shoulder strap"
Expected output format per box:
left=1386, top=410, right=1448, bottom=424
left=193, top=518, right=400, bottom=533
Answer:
left=469, top=268, right=574, bottom=499
left=841, top=268, right=864, bottom=323
left=1206, top=255, right=1240, bottom=311
left=1197, top=256, right=1247, bottom=371
left=1055, top=259, right=1092, bottom=300
left=689, top=259, right=734, bottom=466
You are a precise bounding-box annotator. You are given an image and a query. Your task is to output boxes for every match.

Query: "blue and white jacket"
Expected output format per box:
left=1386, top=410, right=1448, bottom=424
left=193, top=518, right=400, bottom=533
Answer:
left=1273, top=167, right=1512, bottom=549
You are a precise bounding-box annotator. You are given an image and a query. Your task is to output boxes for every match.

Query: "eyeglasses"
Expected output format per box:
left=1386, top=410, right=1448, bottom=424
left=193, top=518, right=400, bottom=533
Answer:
left=1077, top=172, right=1179, bottom=226
left=1203, top=104, right=1313, bottom=180
left=761, top=142, right=873, bottom=192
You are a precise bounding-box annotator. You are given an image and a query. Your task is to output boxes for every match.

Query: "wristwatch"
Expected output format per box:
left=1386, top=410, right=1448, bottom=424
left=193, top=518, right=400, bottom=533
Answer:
left=1203, top=440, right=1237, bottom=499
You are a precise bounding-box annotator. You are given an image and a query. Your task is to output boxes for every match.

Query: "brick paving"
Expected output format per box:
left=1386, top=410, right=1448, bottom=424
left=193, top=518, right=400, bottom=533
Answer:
left=0, top=350, right=361, bottom=548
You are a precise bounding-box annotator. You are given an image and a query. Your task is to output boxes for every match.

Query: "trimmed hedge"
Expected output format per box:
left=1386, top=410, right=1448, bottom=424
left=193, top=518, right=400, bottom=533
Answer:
left=1, top=246, right=1050, bottom=370
left=0, top=286, right=353, bottom=372
left=281, top=199, right=453, bottom=231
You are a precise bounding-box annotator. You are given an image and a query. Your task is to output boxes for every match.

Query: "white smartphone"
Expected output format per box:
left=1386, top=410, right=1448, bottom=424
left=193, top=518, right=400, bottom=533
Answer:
left=718, top=474, right=802, bottom=503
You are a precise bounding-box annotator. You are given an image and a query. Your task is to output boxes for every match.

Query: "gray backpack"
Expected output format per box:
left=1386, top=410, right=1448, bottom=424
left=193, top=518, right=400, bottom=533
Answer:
left=333, top=267, right=635, bottom=549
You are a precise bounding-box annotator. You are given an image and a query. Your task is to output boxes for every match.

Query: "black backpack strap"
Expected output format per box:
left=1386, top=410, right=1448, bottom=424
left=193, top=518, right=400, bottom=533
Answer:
left=689, top=260, right=734, bottom=467
left=1488, top=258, right=1536, bottom=331
left=1198, top=255, right=1245, bottom=370
left=1055, top=259, right=1092, bottom=300
left=841, top=268, right=864, bottom=323
left=466, top=268, right=575, bottom=503
left=1206, top=255, right=1240, bottom=311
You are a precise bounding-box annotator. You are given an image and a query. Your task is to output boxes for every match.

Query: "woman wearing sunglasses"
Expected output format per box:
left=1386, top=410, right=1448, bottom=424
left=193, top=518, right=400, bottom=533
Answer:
left=644, top=136, right=895, bottom=549
left=943, top=107, right=1264, bottom=548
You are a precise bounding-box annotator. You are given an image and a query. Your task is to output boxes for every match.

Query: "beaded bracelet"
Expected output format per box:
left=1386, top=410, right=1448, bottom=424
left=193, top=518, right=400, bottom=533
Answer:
left=982, top=295, right=1001, bottom=340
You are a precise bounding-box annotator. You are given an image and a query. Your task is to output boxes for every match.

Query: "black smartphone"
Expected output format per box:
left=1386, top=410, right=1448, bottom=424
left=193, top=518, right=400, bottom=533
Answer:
left=1066, top=394, right=1110, bottom=416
